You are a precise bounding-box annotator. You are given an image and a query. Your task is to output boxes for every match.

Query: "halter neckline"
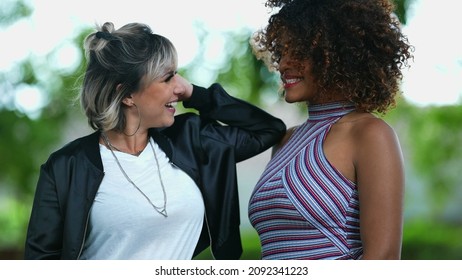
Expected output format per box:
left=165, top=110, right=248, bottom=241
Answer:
left=307, top=102, right=356, bottom=121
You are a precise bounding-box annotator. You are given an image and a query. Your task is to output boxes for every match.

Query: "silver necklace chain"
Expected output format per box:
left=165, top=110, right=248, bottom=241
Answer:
left=101, top=132, right=168, bottom=218
left=106, top=141, right=143, bottom=156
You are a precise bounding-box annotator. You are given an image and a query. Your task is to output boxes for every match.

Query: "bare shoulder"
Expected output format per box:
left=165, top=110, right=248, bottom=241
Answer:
left=352, top=113, right=397, bottom=142
left=339, top=112, right=401, bottom=160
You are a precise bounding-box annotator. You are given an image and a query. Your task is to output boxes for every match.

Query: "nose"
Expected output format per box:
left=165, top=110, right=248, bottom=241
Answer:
left=278, top=54, right=294, bottom=75
left=172, top=74, right=183, bottom=95
left=172, top=73, right=193, bottom=100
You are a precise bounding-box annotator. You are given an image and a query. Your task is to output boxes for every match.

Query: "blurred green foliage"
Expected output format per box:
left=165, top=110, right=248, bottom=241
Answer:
left=393, top=0, right=414, bottom=24
left=2, top=0, right=462, bottom=260
left=385, top=101, right=462, bottom=220
left=402, top=220, right=462, bottom=260
left=0, top=0, right=32, bottom=27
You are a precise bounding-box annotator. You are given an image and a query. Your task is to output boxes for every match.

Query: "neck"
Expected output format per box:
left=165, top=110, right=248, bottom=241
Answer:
left=101, top=130, right=149, bottom=156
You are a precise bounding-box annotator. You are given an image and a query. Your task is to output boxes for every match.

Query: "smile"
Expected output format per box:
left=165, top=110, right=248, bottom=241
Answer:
left=282, top=77, right=303, bottom=89
left=165, top=101, right=177, bottom=108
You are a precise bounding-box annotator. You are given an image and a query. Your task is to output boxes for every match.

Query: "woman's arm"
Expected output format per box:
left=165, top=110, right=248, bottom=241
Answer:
left=354, top=119, right=405, bottom=259
left=24, top=163, right=63, bottom=260
left=183, top=83, right=286, bottom=162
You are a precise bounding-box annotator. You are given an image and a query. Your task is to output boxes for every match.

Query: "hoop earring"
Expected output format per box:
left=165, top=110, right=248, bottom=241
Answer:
left=123, top=103, right=141, bottom=137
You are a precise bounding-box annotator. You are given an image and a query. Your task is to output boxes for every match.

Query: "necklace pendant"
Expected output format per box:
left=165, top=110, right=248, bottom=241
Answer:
left=160, top=209, right=168, bottom=218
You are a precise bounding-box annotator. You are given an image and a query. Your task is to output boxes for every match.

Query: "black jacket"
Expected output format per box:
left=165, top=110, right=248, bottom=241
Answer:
left=24, top=83, right=286, bottom=260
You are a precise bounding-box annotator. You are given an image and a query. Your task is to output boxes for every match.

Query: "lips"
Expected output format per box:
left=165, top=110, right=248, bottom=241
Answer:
left=165, top=101, right=177, bottom=115
left=282, top=75, right=303, bottom=89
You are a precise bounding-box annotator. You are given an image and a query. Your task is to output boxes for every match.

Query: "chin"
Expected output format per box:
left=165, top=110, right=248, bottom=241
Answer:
left=285, top=95, right=305, bottom=104
left=160, top=118, right=175, bottom=128
left=165, top=120, right=175, bottom=127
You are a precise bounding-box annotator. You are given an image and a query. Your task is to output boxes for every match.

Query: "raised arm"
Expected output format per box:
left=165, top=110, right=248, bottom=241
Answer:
left=183, top=83, right=286, bottom=162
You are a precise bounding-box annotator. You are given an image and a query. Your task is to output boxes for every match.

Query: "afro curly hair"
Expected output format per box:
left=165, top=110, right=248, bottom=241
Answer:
left=251, top=0, right=414, bottom=113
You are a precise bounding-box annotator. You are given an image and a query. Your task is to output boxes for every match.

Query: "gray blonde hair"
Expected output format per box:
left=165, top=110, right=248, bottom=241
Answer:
left=80, top=22, right=178, bottom=131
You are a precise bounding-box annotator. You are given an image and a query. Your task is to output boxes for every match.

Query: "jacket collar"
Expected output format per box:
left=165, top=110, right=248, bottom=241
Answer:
left=82, top=131, right=104, bottom=171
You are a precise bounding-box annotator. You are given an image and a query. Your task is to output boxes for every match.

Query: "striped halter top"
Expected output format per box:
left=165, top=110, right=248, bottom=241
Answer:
left=248, top=102, right=363, bottom=260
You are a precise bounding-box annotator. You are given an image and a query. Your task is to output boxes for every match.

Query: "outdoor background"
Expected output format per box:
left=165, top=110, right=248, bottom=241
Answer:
left=1, top=0, right=461, bottom=260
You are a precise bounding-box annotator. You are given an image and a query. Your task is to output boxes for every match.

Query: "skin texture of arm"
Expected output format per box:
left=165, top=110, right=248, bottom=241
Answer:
left=353, top=117, right=404, bottom=259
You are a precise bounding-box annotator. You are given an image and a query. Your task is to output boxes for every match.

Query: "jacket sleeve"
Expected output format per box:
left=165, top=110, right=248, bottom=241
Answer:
left=183, top=83, right=286, bottom=162
left=24, top=161, right=63, bottom=259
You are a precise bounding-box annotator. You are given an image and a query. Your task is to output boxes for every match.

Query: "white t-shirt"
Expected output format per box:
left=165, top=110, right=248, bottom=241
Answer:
left=79, top=139, right=205, bottom=260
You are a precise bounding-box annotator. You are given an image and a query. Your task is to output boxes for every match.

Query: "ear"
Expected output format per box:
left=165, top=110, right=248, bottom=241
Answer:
left=117, top=84, right=135, bottom=106
left=122, top=95, right=134, bottom=106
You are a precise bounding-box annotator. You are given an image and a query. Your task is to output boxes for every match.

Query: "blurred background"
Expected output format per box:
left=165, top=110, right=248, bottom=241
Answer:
left=1, top=0, right=461, bottom=260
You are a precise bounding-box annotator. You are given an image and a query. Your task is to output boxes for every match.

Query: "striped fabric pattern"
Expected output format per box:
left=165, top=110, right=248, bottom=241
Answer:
left=249, top=102, right=363, bottom=260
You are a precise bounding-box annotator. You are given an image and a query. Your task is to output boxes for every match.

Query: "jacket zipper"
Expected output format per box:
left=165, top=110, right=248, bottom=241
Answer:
left=202, top=208, right=216, bottom=259
left=77, top=170, right=105, bottom=259
left=76, top=208, right=91, bottom=259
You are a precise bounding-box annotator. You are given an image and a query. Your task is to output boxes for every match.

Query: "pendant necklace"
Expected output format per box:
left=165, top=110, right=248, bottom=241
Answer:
left=101, top=132, right=168, bottom=218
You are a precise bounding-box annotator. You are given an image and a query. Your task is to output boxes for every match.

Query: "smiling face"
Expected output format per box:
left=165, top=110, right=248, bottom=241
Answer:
left=279, top=55, right=319, bottom=104
left=279, top=54, right=347, bottom=105
left=129, top=70, right=179, bottom=129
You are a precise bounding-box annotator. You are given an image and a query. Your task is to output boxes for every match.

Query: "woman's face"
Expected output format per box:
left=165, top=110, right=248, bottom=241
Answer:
left=130, top=70, right=179, bottom=129
left=278, top=55, right=318, bottom=103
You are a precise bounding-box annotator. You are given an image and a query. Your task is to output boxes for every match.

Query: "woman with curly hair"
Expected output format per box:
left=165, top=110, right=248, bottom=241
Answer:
left=248, top=0, right=413, bottom=259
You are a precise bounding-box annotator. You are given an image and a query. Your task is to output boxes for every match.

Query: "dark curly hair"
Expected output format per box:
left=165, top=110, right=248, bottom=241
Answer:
left=251, top=0, right=414, bottom=113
